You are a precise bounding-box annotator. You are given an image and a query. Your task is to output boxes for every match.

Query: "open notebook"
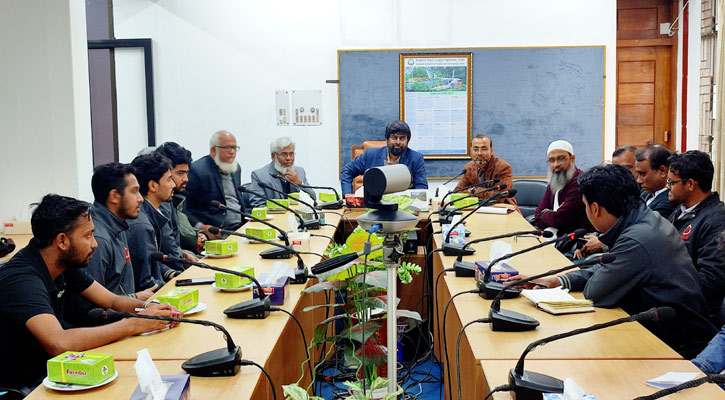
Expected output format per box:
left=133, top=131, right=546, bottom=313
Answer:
left=521, top=287, right=594, bottom=315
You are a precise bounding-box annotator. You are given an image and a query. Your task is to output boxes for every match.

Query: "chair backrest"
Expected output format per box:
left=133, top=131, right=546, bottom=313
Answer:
left=352, top=141, right=387, bottom=193
left=240, top=182, right=252, bottom=210
left=512, top=179, right=548, bottom=218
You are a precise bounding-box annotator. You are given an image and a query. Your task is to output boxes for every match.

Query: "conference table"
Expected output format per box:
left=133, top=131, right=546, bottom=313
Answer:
left=432, top=208, right=719, bottom=399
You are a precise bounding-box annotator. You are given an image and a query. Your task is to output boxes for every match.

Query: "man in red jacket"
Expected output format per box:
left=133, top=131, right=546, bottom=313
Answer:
left=533, top=140, right=594, bottom=237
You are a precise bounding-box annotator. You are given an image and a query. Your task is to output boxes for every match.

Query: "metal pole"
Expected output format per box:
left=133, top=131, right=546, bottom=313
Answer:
left=383, top=234, right=401, bottom=396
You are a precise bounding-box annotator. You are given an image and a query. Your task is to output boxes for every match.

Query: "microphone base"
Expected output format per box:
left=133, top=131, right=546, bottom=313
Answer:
left=442, top=242, right=475, bottom=256
left=182, top=346, right=242, bottom=377
left=508, top=368, right=564, bottom=400
left=489, top=308, right=540, bottom=332
left=259, top=246, right=293, bottom=259
left=224, top=297, right=271, bottom=319
left=438, top=211, right=463, bottom=225
left=316, top=200, right=342, bottom=210
left=291, top=266, right=308, bottom=284
left=453, top=260, right=476, bottom=277
left=303, top=219, right=321, bottom=230
left=477, top=280, right=521, bottom=300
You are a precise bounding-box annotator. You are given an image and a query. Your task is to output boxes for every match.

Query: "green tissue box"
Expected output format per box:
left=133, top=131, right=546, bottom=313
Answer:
left=251, top=207, right=267, bottom=219
left=319, top=192, right=338, bottom=203
left=245, top=226, right=276, bottom=241
left=215, top=266, right=254, bottom=289
left=47, top=351, right=114, bottom=386
left=287, top=192, right=300, bottom=204
left=157, top=288, right=199, bottom=312
left=267, top=198, right=290, bottom=212
left=205, top=239, right=238, bottom=255
left=450, top=193, right=477, bottom=210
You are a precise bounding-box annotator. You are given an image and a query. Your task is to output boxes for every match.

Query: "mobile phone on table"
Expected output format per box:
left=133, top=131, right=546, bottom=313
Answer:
left=175, top=277, right=215, bottom=286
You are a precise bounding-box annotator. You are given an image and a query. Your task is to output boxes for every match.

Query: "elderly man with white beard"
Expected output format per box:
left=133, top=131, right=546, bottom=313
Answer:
left=532, top=140, right=594, bottom=238
left=184, top=130, right=246, bottom=238
left=248, top=137, right=316, bottom=207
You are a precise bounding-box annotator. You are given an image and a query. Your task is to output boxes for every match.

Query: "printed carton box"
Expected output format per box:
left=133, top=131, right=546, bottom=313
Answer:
left=215, top=266, right=255, bottom=289
left=47, top=351, right=115, bottom=386
left=157, top=288, right=199, bottom=312
left=205, top=239, right=238, bottom=255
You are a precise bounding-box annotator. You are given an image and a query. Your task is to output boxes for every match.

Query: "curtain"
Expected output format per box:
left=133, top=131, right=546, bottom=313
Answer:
left=713, top=1, right=725, bottom=194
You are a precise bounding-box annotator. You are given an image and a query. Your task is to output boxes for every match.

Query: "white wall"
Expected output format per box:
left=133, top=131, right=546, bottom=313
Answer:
left=113, top=0, right=617, bottom=191
left=675, top=0, right=702, bottom=151
left=0, top=0, right=93, bottom=228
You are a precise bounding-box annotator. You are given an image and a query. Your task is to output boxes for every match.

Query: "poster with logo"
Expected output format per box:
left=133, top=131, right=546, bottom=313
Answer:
left=400, top=53, right=472, bottom=158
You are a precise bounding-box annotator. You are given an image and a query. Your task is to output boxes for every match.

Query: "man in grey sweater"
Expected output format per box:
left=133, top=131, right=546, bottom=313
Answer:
left=510, top=164, right=716, bottom=357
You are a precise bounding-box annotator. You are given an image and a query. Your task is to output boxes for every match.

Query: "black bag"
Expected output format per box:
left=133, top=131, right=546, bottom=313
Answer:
left=0, top=237, right=16, bottom=258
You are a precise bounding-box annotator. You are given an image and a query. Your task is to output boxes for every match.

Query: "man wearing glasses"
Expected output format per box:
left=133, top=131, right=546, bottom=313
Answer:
left=666, top=150, right=725, bottom=318
left=248, top=137, right=316, bottom=207
left=532, top=139, right=594, bottom=239
left=454, top=134, right=515, bottom=205
left=184, top=130, right=246, bottom=237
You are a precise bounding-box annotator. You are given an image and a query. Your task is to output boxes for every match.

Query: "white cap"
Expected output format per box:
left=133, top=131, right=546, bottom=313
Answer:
left=547, top=140, right=574, bottom=156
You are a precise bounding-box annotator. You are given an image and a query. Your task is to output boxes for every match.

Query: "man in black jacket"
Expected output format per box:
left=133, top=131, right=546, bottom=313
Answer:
left=667, top=150, right=725, bottom=315
left=510, top=164, right=716, bottom=357
left=635, top=144, right=677, bottom=219
left=184, top=130, right=246, bottom=237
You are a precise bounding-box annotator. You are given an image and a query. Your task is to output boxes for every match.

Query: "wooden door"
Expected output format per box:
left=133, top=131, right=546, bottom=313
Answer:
left=616, top=0, right=676, bottom=150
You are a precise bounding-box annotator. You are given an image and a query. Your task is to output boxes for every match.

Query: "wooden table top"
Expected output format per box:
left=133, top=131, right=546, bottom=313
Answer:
left=482, top=359, right=723, bottom=399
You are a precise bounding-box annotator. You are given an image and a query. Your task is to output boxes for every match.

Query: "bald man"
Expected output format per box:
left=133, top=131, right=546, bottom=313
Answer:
left=184, top=130, right=246, bottom=236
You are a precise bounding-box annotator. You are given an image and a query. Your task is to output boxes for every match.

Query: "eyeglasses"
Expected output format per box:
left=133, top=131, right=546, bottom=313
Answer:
left=215, top=145, right=239, bottom=152
left=276, top=151, right=296, bottom=158
left=666, top=178, right=684, bottom=186
left=547, top=155, right=569, bottom=164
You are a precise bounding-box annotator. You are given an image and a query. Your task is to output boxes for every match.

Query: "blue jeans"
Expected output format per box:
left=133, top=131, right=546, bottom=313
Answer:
left=692, top=325, right=725, bottom=390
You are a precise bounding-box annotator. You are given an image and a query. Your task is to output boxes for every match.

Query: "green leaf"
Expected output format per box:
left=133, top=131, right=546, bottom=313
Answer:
left=302, top=303, right=345, bottom=312
left=369, top=376, right=388, bottom=391
left=282, top=383, right=310, bottom=400
left=396, top=309, right=422, bottom=321
left=352, top=270, right=388, bottom=289
left=302, top=280, right=345, bottom=293
left=340, top=321, right=380, bottom=343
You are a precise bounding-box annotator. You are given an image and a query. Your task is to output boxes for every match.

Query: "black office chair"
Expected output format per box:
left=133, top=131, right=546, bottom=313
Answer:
left=240, top=182, right=252, bottom=211
left=512, top=179, right=548, bottom=219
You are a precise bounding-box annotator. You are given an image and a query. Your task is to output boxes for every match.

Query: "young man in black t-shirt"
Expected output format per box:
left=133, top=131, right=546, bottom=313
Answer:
left=0, top=194, right=179, bottom=394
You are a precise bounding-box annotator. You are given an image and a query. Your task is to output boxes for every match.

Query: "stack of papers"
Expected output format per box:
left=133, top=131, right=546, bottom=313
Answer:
left=475, top=206, right=515, bottom=214
left=645, top=372, right=700, bottom=389
left=521, top=288, right=594, bottom=315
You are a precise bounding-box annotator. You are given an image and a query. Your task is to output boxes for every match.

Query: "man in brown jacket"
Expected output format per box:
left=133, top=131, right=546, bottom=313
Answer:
left=455, top=134, right=516, bottom=205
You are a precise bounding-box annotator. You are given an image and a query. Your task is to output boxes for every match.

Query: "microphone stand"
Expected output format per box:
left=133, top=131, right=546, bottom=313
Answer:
left=258, top=182, right=322, bottom=230
left=211, top=200, right=293, bottom=259
left=435, top=168, right=466, bottom=197
left=452, top=230, right=550, bottom=276
left=477, top=229, right=586, bottom=300
left=437, top=183, right=504, bottom=225
left=509, top=307, right=675, bottom=400
left=275, top=174, right=343, bottom=209
left=239, top=186, right=315, bottom=230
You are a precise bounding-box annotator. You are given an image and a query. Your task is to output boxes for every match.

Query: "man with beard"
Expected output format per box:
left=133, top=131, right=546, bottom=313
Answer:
left=340, top=120, right=427, bottom=195
left=127, top=153, right=179, bottom=290
left=184, top=130, right=246, bottom=236
left=533, top=140, right=594, bottom=237
left=249, top=137, right=316, bottom=207
left=454, top=134, right=515, bottom=205
left=155, top=142, right=205, bottom=258
left=0, top=194, right=178, bottom=394
left=666, top=150, right=725, bottom=316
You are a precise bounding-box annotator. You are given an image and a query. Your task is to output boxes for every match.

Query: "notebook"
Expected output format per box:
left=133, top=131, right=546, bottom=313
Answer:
left=521, top=288, right=594, bottom=315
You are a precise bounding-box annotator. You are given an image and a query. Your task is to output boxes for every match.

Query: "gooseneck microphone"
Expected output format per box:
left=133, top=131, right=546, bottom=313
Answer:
left=441, top=188, right=517, bottom=256
left=150, top=252, right=271, bottom=318
left=509, top=307, right=676, bottom=399
left=488, top=253, right=616, bottom=332
left=210, top=200, right=292, bottom=259
left=238, top=186, right=311, bottom=230
left=452, top=230, right=554, bottom=277
left=437, top=183, right=505, bottom=225
left=258, top=181, right=321, bottom=223
left=207, top=226, right=313, bottom=285
left=273, top=174, right=343, bottom=210
left=435, top=168, right=467, bottom=197
left=477, top=229, right=587, bottom=300
left=89, top=308, right=242, bottom=377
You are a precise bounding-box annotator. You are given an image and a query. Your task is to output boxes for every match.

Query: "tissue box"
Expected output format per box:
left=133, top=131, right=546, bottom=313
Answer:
left=47, top=351, right=115, bottom=386
left=287, top=192, right=300, bottom=204
left=267, top=199, right=290, bottom=212
left=245, top=226, right=276, bottom=241
left=449, top=193, right=478, bottom=210
left=130, top=374, right=191, bottom=400
left=442, top=224, right=466, bottom=245
left=157, top=288, right=199, bottom=312
left=251, top=207, right=267, bottom=219
left=475, top=261, right=519, bottom=283
left=345, top=194, right=365, bottom=208
left=205, top=239, right=238, bottom=255
left=252, top=273, right=290, bottom=305
left=319, top=192, right=338, bottom=203
left=288, top=231, right=310, bottom=252
left=543, top=394, right=595, bottom=400
left=215, top=266, right=254, bottom=289
left=299, top=210, right=324, bottom=224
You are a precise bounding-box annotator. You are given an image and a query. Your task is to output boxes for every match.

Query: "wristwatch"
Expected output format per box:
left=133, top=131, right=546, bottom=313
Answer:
left=143, top=299, right=160, bottom=308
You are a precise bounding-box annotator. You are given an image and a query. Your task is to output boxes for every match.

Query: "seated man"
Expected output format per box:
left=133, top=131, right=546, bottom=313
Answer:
left=340, top=120, right=427, bottom=195
left=667, top=150, right=725, bottom=313
left=127, top=153, right=179, bottom=290
left=249, top=137, right=316, bottom=207
left=611, top=145, right=637, bottom=178
left=0, top=194, right=176, bottom=393
left=532, top=140, right=594, bottom=237
left=155, top=142, right=207, bottom=255
left=454, top=134, right=515, bottom=205
left=635, top=144, right=677, bottom=219
left=184, top=130, right=246, bottom=235
left=513, top=165, right=716, bottom=357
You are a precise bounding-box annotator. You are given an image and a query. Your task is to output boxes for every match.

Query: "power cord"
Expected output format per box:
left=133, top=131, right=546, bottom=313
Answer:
left=433, top=267, right=455, bottom=362
left=442, top=289, right=481, bottom=400
left=456, top=318, right=490, bottom=400
left=269, top=306, right=315, bottom=395
left=239, top=360, right=277, bottom=400
left=483, top=384, right=512, bottom=400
